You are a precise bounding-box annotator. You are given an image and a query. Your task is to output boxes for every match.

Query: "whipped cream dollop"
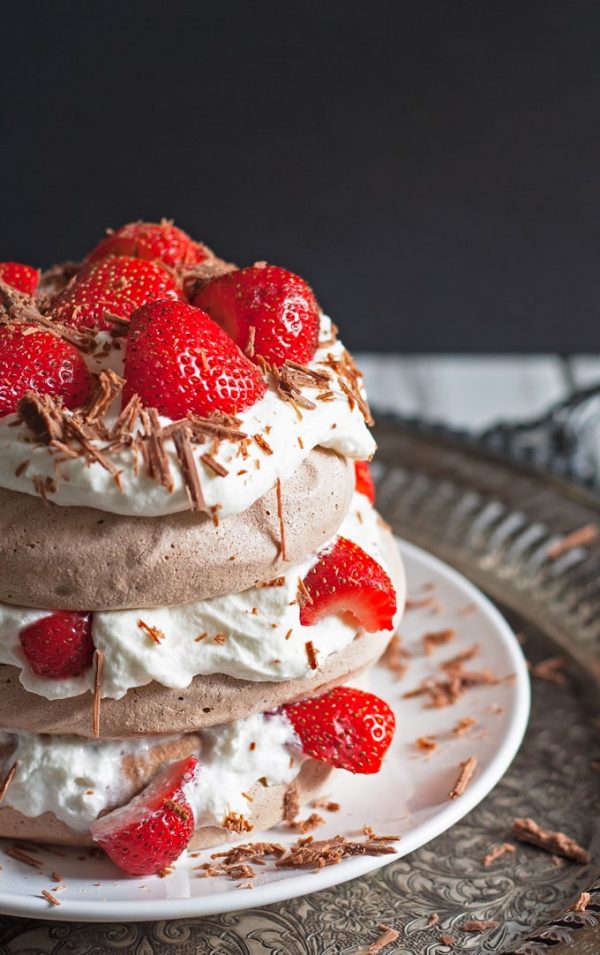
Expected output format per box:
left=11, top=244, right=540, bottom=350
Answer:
left=0, top=494, right=404, bottom=700
left=0, top=713, right=298, bottom=833
left=0, top=316, right=375, bottom=518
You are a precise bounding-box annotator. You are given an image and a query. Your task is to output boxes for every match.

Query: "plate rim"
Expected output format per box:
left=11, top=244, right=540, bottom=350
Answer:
left=0, top=538, right=530, bottom=922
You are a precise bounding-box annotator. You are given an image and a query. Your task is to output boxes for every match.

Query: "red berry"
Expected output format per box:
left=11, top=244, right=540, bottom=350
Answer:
left=123, top=299, right=267, bottom=418
left=194, top=264, right=320, bottom=368
left=354, top=460, right=375, bottom=503
left=86, top=220, right=207, bottom=270
left=0, top=262, right=39, bottom=296
left=19, top=611, right=94, bottom=678
left=91, top=755, right=198, bottom=876
left=300, top=537, right=396, bottom=632
left=0, top=324, right=92, bottom=417
left=52, top=256, right=182, bottom=332
left=281, top=686, right=395, bottom=774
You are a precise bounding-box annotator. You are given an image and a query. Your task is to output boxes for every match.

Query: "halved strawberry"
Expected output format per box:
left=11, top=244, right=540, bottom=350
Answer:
left=0, top=262, right=39, bottom=296
left=91, top=755, right=198, bottom=876
left=280, top=686, right=395, bottom=774
left=86, top=220, right=207, bottom=270
left=19, top=611, right=94, bottom=678
left=300, top=537, right=396, bottom=632
left=355, top=460, right=375, bottom=503
left=123, top=299, right=267, bottom=418
left=51, top=256, right=182, bottom=332
left=194, top=264, right=320, bottom=367
left=0, top=324, right=92, bottom=417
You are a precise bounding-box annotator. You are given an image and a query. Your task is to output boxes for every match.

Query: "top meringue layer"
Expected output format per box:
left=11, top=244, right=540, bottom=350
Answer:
left=0, top=317, right=375, bottom=519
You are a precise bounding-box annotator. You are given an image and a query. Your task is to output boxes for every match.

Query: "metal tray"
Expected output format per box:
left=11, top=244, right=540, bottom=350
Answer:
left=1, top=417, right=599, bottom=954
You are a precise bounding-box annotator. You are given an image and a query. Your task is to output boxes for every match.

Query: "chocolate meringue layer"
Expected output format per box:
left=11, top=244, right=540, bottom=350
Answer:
left=0, top=449, right=353, bottom=610
left=0, top=758, right=331, bottom=849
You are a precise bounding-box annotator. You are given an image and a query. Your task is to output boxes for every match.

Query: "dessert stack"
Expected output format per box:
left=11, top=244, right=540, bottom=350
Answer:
left=0, top=222, right=405, bottom=876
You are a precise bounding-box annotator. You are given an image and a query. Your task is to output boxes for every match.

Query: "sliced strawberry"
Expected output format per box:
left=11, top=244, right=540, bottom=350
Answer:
left=86, top=220, right=207, bottom=270
left=0, top=324, right=92, bottom=417
left=91, top=755, right=198, bottom=876
left=194, top=264, right=320, bottom=367
left=0, top=262, right=39, bottom=296
left=300, top=537, right=396, bottom=632
left=354, top=460, right=375, bottom=503
left=51, top=256, right=182, bottom=332
left=280, top=686, right=395, bottom=774
left=123, top=299, right=267, bottom=418
left=19, top=611, right=94, bottom=678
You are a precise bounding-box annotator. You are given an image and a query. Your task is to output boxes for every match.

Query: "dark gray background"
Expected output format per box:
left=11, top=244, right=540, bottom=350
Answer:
left=1, top=0, right=599, bottom=353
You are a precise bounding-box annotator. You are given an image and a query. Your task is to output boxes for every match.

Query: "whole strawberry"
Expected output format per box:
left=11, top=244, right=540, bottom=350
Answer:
left=91, top=755, right=198, bottom=876
left=0, top=324, right=92, bottom=417
left=300, top=537, right=396, bottom=632
left=86, top=220, right=207, bottom=270
left=19, top=611, right=94, bottom=678
left=354, top=460, right=375, bottom=503
left=0, top=262, right=39, bottom=296
left=280, top=686, right=395, bottom=774
left=52, top=256, right=182, bottom=332
left=123, top=299, right=267, bottom=418
left=194, top=264, right=320, bottom=367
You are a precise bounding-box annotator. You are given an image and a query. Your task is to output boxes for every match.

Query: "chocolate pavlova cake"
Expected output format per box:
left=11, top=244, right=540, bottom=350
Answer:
left=0, top=222, right=405, bottom=875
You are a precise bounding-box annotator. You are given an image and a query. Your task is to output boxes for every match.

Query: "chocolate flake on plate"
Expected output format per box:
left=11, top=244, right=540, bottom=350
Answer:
left=291, top=813, right=325, bottom=833
left=41, top=889, right=61, bottom=906
left=4, top=845, right=42, bottom=868
left=449, top=756, right=478, bottom=799
left=512, top=817, right=590, bottom=863
left=453, top=716, right=477, bottom=736
left=423, top=628, right=455, bottom=655
left=275, top=831, right=398, bottom=870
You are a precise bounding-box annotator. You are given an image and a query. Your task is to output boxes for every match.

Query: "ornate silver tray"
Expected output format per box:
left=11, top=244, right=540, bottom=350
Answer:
left=1, top=414, right=599, bottom=954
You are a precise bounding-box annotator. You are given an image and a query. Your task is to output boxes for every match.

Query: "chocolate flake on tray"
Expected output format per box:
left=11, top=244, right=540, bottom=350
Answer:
left=566, top=891, right=591, bottom=912
left=547, top=522, right=599, bottom=558
left=512, top=817, right=590, bottom=863
left=365, top=924, right=400, bottom=953
left=529, top=655, right=569, bottom=685
left=482, top=842, right=516, bottom=866
left=462, top=919, right=499, bottom=933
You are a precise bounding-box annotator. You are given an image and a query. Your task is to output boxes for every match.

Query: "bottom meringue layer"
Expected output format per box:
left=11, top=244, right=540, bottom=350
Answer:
left=0, top=713, right=301, bottom=834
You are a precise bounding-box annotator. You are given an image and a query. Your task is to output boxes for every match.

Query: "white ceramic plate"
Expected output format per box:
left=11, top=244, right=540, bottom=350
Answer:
left=0, top=540, right=530, bottom=922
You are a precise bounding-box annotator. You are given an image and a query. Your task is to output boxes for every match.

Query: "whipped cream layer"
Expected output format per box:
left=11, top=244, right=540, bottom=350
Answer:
left=0, top=713, right=298, bottom=833
left=0, top=494, right=404, bottom=700
left=0, top=316, right=375, bottom=518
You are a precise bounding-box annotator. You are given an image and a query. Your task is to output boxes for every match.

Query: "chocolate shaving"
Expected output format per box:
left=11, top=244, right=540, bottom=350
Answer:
left=256, top=576, right=286, bottom=588
left=137, top=619, right=164, bottom=645
left=200, top=453, right=228, bottom=477
left=416, top=736, right=437, bottom=753
left=140, top=408, right=174, bottom=493
left=210, top=842, right=285, bottom=865
left=566, top=891, right=591, bottom=912
left=512, top=817, right=590, bottom=863
left=4, top=845, right=42, bottom=868
left=449, top=756, right=478, bottom=798
left=291, top=813, right=325, bottom=833
left=254, top=433, right=273, bottom=455
left=276, top=832, right=398, bottom=869
left=0, top=278, right=96, bottom=352
left=109, top=394, right=142, bottom=441
left=482, top=842, right=515, bottom=866
left=41, top=889, right=61, bottom=906
left=0, top=762, right=17, bottom=804
left=439, top=935, right=455, bottom=946
left=426, top=913, right=440, bottom=927
left=305, top=640, right=318, bottom=669
left=311, top=797, right=341, bottom=812
left=547, top=523, right=599, bottom=558
left=38, top=260, right=81, bottom=298
left=463, top=919, right=499, bottom=933
left=297, top=577, right=313, bottom=607
left=245, top=325, right=256, bottom=358
left=92, top=649, right=104, bottom=738
left=423, top=628, right=455, bottom=655
left=276, top=477, right=288, bottom=561
left=381, top=634, right=411, bottom=681
left=83, top=370, right=125, bottom=422
left=181, top=252, right=237, bottom=298
left=17, top=392, right=66, bottom=442
left=222, top=812, right=253, bottom=833
left=171, top=424, right=205, bottom=511
left=453, top=717, right=477, bottom=736
left=366, top=924, right=400, bottom=953
left=529, top=655, right=569, bottom=685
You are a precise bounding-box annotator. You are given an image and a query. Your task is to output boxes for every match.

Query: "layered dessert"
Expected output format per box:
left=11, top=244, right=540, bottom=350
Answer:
left=0, top=222, right=405, bottom=876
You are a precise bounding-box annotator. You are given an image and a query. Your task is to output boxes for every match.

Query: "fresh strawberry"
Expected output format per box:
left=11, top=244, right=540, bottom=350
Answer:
left=19, top=611, right=94, bottom=678
left=123, top=299, right=267, bottom=418
left=0, top=262, right=39, bottom=296
left=354, top=460, right=375, bottom=503
left=300, top=537, right=396, bottom=632
left=0, top=324, right=92, bottom=417
left=86, top=220, right=207, bottom=270
left=51, top=256, right=182, bottom=332
left=91, top=755, right=198, bottom=876
left=194, top=264, right=320, bottom=367
left=280, top=686, right=395, bottom=774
